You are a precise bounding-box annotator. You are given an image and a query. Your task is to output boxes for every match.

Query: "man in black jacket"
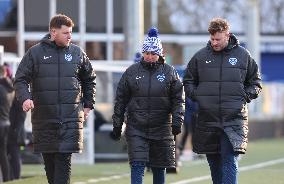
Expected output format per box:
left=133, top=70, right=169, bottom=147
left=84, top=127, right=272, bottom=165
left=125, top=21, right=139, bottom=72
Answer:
left=0, top=65, right=14, bottom=182
left=183, top=18, right=262, bottom=184
left=14, top=14, right=96, bottom=184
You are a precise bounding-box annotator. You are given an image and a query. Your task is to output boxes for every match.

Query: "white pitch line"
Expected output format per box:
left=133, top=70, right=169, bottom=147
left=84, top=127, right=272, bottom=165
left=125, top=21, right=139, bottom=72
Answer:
left=239, top=158, right=284, bottom=171
left=73, top=173, right=130, bottom=184
left=170, top=158, right=284, bottom=184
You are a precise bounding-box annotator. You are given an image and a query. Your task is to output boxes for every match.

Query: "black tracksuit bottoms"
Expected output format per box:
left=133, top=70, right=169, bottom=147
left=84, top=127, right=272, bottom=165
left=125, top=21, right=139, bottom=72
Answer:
left=42, top=152, right=72, bottom=184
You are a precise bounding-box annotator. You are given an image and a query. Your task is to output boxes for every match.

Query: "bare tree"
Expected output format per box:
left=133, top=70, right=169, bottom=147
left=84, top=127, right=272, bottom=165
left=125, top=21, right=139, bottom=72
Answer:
left=163, top=0, right=284, bottom=34
left=261, top=0, right=284, bottom=33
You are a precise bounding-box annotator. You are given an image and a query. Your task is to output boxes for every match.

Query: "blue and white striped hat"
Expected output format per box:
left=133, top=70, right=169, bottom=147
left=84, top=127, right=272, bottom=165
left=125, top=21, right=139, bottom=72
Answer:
left=142, top=27, right=163, bottom=56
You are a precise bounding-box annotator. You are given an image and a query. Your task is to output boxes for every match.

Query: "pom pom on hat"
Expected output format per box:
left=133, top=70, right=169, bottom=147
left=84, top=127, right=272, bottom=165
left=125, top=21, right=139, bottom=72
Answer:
left=142, top=27, right=163, bottom=56
left=148, top=27, right=159, bottom=37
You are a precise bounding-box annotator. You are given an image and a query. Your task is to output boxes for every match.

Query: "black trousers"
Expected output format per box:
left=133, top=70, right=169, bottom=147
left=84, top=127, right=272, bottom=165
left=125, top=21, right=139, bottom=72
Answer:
left=0, top=126, right=10, bottom=182
left=179, top=113, right=197, bottom=152
left=42, top=153, right=72, bottom=184
left=7, top=143, right=21, bottom=180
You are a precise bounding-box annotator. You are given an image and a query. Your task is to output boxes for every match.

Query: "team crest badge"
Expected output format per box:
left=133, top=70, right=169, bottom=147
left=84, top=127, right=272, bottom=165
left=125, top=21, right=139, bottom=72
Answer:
left=228, top=57, right=238, bottom=65
left=65, top=54, right=72, bottom=62
left=157, top=74, right=166, bottom=82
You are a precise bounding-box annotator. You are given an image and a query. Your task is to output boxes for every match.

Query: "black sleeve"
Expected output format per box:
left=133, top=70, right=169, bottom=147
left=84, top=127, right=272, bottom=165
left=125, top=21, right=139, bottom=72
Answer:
left=183, top=56, right=199, bottom=101
left=78, top=51, right=96, bottom=109
left=9, top=98, right=27, bottom=129
left=14, top=49, right=34, bottom=105
left=112, top=71, right=131, bottom=128
left=244, top=56, right=262, bottom=102
left=170, top=68, right=184, bottom=128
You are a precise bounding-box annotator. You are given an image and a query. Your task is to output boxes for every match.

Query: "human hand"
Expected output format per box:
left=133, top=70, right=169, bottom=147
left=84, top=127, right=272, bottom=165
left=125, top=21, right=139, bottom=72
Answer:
left=110, top=127, right=122, bottom=141
left=22, top=99, right=34, bottom=112
left=84, top=108, right=91, bottom=120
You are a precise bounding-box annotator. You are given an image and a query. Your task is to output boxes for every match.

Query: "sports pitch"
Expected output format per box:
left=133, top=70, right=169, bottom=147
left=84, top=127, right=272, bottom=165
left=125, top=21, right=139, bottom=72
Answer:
left=5, top=137, right=284, bottom=184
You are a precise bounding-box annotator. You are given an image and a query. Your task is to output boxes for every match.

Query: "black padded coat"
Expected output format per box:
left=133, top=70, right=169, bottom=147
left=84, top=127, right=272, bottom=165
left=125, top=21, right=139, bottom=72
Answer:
left=183, top=34, right=262, bottom=154
left=112, top=58, right=184, bottom=167
left=0, top=78, right=14, bottom=126
left=14, top=34, right=96, bottom=153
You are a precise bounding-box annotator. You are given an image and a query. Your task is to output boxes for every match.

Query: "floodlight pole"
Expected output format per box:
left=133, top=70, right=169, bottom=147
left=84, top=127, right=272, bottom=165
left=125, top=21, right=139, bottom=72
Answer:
left=17, top=0, right=25, bottom=57
left=124, top=0, right=144, bottom=60
left=246, top=0, right=261, bottom=70
left=151, top=0, right=158, bottom=27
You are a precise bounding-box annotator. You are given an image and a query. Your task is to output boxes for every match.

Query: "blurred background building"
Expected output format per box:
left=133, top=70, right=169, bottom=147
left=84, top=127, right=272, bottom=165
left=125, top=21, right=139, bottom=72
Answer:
left=0, top=0, right=284, bottom=81
left=0, top=0, right=284, bottom=163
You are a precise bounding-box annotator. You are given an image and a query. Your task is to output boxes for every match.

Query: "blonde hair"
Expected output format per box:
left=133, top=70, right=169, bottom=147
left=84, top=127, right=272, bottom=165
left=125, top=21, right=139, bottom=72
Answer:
left=208, top=17, right=230, bottom=35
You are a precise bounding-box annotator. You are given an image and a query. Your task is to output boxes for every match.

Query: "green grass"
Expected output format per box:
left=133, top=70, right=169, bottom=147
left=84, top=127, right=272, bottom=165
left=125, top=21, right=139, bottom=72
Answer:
left=6, top=137, right=284, bottom=184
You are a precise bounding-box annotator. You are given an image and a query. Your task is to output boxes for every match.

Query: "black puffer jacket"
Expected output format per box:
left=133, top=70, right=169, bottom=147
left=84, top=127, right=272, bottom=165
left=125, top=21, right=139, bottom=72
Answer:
left=113, top=58, right=184, bottom=140
left=183, top=34, right=262, bottom=154
left=14, top=34, right=96, bottom=153
left=0, top=78, right=14, bottom=126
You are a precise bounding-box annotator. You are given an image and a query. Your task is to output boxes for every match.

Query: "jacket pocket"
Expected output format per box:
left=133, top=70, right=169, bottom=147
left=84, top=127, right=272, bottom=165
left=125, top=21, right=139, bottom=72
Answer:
left=192, top=126, right=221, bottom=153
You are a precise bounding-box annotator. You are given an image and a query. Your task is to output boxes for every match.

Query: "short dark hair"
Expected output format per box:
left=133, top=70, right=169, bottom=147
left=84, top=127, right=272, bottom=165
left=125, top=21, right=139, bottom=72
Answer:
left=208, top=17, right=230, bottom=35
left=49, top=14, right=74, bottom=30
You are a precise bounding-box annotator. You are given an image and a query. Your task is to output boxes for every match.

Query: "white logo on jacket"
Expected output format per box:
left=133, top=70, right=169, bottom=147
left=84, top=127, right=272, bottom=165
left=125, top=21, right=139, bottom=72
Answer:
left=157, top=74, right=166, bottom=82
left=228, top=57, right=238, bottom=65
left=136, top=76, right=144, bottom=80
left=43, top=56, right=52, bottom=60
left=65, top=54, right=72, bottom=62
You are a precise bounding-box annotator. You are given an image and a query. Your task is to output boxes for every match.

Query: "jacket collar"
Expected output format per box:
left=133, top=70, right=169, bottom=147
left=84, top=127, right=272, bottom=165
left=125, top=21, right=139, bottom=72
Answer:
left=140, top=56, right=165, bottom=70
left=41, top=34, right=69, bottom=49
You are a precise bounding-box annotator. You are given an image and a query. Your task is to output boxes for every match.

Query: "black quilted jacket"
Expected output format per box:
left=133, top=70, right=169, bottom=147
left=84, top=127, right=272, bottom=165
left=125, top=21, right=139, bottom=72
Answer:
left=113, top=58, right=184, bottom=167
left=183, top=34, right=262, bottom=154
left=113, top=58, right=184, bottom=140
left=14, top=34, right=96, bottom=153
left=0, top=78, right=14, bottom=126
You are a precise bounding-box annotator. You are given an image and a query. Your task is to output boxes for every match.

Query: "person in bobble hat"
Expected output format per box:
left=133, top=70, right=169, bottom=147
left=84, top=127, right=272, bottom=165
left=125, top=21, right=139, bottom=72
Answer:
left=110, top=27, right=184, bottom=184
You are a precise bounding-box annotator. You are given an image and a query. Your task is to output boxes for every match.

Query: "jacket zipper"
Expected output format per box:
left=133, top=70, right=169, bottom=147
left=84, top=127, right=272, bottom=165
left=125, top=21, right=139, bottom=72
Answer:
left=219, top=54, right=224, bottom=126
left=147, top=69, right=153, bottom=135
left=57, top=50, right=62, bottom=125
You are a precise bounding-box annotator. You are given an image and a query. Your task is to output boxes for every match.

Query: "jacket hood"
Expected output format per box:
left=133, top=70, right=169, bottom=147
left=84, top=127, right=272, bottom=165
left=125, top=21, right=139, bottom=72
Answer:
left=41, top=34, right=67, bottom=48
left=207, top=33, right=240, bottom=52
left=225, top=33, right=239, bottom=51
left=140, top=56, right=165, bottom=70
left=0, top=78, right=14, bottom=93
left=41, top=34, right=56, bottom=47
